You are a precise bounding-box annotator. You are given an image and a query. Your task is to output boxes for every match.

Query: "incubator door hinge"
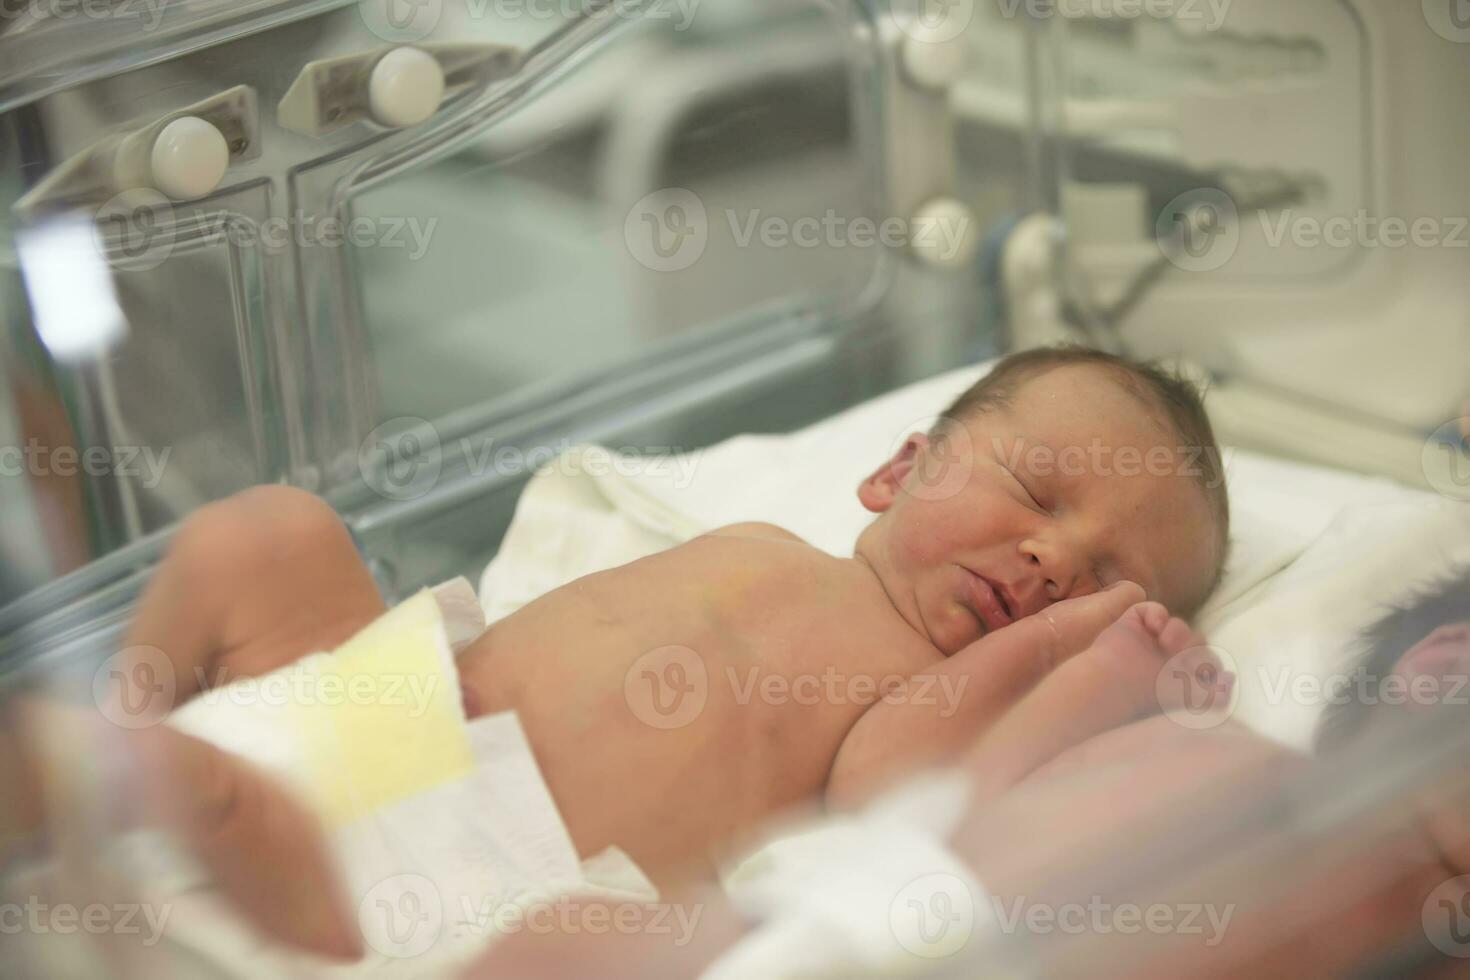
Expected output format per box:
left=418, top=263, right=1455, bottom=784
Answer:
left=13, top=86, right=260, bottom=217
left=277, top=43, right=523, bottom=138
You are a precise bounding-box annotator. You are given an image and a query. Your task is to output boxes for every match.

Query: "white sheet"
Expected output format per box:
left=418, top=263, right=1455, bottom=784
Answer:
left=480, top=362, right=1468, bottom=748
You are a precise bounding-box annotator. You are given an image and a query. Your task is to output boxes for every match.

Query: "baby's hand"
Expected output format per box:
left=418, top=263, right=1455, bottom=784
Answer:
left=966, top=602, right=1233, bottom=802
left=827, top=583, right=1147, bottom=807
left=1082, top=601, right=1231, bottom=717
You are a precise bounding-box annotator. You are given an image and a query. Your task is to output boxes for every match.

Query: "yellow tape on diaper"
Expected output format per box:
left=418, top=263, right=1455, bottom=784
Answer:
left=294, top=591, right=476, bottom=826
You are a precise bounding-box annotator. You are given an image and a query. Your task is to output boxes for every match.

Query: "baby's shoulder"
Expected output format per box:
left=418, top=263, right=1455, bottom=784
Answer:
left=705, top=522, right=807, bottom=544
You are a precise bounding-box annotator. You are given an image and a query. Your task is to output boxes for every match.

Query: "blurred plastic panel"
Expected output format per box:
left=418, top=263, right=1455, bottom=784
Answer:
left=0, top=0, right=354, bottom=113
left=343, top=0, right=882, bottom=430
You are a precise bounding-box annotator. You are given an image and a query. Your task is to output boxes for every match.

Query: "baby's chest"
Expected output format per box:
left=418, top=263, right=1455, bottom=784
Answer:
left=711, top=585, right=937, bottom=690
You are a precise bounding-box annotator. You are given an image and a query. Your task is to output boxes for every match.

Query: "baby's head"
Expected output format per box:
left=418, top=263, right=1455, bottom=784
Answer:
left=1317, top=565, right=1470, bottom=752
left=854, top=346, right=1229, bottom=655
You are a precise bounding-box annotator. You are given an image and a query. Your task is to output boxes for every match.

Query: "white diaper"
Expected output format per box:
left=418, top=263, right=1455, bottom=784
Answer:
left=704, top=772, right=990, bottom=979
left=99, top=583, right=654, bottom=977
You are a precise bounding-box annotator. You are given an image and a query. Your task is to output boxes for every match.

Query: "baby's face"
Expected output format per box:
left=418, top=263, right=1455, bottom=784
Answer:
left=855, top=365, right=1221, bottom=656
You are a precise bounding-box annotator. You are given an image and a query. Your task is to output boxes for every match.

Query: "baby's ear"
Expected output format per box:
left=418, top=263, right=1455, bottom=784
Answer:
left=857, top=435, right=929, bottom=513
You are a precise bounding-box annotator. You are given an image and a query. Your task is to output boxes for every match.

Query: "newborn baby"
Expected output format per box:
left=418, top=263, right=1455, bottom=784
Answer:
left=459, top=349, right=1228, bottom=879
left=6, top=346, right=1230, bottom=959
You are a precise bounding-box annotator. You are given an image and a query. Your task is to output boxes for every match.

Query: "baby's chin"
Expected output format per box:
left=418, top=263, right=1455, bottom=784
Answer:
left=925, top=598, right=988, bottom=657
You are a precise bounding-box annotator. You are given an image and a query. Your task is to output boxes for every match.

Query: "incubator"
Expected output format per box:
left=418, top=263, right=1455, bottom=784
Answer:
left=1, top=0, right=1469, bottom=976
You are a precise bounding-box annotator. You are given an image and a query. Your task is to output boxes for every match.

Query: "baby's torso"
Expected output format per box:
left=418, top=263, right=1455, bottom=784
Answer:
left=457, top=526, right=941, bottom=882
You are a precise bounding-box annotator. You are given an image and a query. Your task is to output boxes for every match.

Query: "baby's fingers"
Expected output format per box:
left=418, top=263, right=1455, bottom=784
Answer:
left=1009, top=582, right=1148, bottom=671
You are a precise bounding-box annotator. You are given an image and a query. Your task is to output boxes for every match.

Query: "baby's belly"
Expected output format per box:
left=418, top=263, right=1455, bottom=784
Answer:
left=458, top=608, right=862, bottom=881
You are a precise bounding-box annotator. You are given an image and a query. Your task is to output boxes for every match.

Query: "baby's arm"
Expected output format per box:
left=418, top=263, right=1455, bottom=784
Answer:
left=825, top=582, right=1145, bottom=809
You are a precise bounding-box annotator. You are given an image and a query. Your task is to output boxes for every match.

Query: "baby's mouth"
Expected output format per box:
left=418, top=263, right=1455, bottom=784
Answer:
left=962, top=569, right=1015, bottom=633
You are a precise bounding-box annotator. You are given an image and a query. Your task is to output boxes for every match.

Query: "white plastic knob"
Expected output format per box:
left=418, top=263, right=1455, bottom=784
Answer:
left=910, top=197, right=980, bottom=270
left=902, top=28, right=970, bottom=91
left=368, top=47, right=445, bottom=128
left=149, top=116, right=230, bottom=201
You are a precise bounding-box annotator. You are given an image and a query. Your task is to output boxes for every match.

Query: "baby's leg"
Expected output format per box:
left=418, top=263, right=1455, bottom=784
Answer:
left=3, top=699, right=360, bottom=959
left=966, top=603, right=1231, bottom=803
left=121, top=485, right=386, bottom=713
left=13, top=488, right=385, bottom=957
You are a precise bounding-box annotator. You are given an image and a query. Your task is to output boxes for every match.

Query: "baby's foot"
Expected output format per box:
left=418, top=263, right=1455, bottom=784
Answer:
left=1083, top=602, right=1233, bottom=719
left=966, top=603, right=1232, bottom=800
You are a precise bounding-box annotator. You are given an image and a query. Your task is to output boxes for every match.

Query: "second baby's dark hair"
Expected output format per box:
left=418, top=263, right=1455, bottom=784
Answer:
left=1316, top=564, right=1470, bottom=753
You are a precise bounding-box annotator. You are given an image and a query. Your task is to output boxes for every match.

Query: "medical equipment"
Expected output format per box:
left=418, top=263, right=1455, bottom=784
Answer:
left=0, top=0, right=958, bottom=674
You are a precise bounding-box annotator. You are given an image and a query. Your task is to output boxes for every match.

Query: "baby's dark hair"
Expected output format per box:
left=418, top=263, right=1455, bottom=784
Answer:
left=933, top=345, right=1231, bottom=608
left=1316, top=564, right=1470, bottom=753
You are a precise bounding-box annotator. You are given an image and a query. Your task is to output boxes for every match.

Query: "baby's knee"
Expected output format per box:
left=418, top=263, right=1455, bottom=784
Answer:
left=170, top=486, right=354, bottom=585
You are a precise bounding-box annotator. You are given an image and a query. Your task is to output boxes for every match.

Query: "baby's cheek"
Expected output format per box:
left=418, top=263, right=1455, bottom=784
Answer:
left=893, top=506, right=956, bottom=569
